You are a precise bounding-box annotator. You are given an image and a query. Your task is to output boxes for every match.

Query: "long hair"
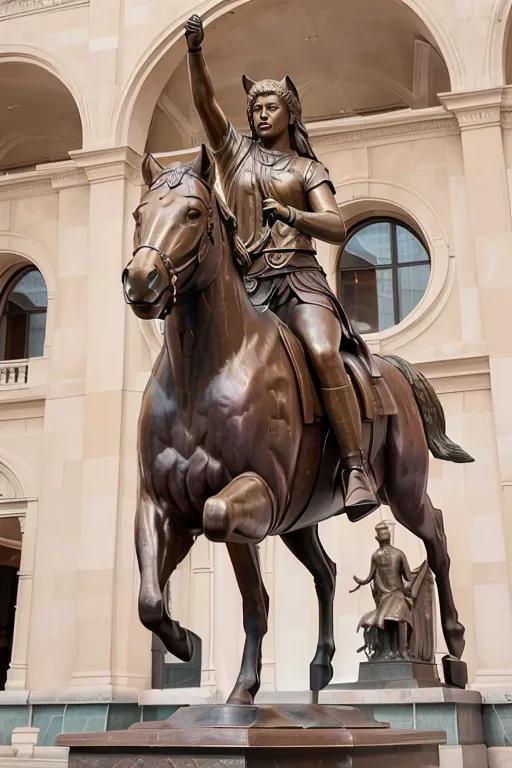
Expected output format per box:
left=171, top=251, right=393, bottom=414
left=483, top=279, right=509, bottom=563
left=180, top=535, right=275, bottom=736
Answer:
left=244, top=77, right=319, bottom=162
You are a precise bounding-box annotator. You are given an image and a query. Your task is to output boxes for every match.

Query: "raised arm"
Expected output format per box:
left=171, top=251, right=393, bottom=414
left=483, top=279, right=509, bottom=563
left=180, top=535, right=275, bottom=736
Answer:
left=349, top=557, right=376, bottom=593
left=185, top=15, right=229, bottom=151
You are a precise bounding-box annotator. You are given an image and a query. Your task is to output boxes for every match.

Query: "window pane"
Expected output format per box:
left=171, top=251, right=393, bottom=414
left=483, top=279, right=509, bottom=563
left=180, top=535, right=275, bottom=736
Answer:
left=398, top=265, right=430, bottom=319
left=8, top=270, right=47, bottom=312
left=376, top=269, right=395, bottom=330
left=341, top=268, right=395, bottom=333
left=342, top=222, right=392, bottom=269
left=4, top=314, right=27, bottom=361
left=396, top=225, right=428, bottom=264
left=27, top=312, right=47, bottom=358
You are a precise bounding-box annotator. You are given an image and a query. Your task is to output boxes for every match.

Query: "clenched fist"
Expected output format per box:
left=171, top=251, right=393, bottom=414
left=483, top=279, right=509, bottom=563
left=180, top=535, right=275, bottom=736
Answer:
left=185, top=15, right=204, bottom=53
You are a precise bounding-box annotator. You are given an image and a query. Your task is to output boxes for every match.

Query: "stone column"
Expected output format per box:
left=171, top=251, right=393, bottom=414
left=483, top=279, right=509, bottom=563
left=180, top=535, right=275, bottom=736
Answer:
left=63, top=148, right=144, bottom=699
left=4, top=502, right=33, bottom=692
left=440, top=88, right=512, bottom=689
left=26, top=170, right=91, bottom=692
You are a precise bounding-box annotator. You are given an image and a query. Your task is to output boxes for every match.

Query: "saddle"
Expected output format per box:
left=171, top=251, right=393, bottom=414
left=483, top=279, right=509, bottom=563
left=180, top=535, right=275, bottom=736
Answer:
left=276, top=322, right=397, bottom=426
left=272, top=321, right=397, bottom=533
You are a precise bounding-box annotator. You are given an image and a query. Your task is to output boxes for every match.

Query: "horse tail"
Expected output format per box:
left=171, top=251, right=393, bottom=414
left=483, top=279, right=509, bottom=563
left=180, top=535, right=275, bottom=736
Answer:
left=383, top=355, right=474, bottom=464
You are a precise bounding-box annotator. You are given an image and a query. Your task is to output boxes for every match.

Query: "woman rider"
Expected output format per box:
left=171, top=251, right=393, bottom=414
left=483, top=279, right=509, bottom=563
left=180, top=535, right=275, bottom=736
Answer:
left=185, top=14, right=379, bottom=521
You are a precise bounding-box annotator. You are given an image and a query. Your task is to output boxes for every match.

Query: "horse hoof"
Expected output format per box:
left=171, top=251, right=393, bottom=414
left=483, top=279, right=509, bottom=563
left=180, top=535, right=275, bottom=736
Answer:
left=446, top=621, right=466, bottom=659
left=227, top=685, right=254, bottom=705
left=310, top=661, right=334, bottom=692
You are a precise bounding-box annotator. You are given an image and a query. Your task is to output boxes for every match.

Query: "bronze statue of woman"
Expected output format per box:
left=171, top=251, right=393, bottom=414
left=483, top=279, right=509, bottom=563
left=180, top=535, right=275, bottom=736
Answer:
left=185, top=14, right=378, bottom=520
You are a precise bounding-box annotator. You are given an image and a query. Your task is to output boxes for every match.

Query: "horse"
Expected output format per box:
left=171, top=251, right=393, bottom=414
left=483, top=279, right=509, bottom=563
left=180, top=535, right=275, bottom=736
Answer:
left=122, top=145, right=473, bottom=705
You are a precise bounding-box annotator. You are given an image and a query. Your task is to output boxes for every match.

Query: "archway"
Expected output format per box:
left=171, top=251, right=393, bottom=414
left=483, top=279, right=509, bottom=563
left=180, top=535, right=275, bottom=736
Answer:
left=0, top=254, right=48, bottom=365
left=118, top=0, right=454, bottom=155
left=0, top=61, right=82, bottom=171
left=0, top=466, right=22, bottom=692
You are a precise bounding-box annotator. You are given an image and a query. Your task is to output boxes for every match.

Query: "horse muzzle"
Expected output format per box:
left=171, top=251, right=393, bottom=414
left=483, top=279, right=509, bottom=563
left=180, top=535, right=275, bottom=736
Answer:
left=122, top=266, right=174, bottom=320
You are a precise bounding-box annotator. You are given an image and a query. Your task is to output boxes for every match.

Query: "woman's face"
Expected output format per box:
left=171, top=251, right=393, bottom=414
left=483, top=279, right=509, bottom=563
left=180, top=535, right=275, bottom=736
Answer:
left=252, top=94, right=290, bottom=141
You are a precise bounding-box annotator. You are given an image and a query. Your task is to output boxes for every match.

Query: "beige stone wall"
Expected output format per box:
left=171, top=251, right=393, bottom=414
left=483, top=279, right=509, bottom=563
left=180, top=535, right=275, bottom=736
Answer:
left=0, top=0, right=512, bottom=702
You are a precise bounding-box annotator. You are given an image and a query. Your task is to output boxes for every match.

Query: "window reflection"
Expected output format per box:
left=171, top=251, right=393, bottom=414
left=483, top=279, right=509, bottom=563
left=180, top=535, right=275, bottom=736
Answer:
left=339, top=219, right=430, bottom=333
left=0, top=268, right=48, bottom=361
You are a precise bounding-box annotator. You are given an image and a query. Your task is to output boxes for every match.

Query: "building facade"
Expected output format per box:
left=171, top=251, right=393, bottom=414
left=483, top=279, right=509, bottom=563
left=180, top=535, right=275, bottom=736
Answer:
left=1, top=0, right=512, bottom=757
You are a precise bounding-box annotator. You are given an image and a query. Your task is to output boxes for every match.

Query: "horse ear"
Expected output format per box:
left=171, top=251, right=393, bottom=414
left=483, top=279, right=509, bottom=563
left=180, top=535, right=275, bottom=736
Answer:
left=280, top=75, right=299, bottom=100
left=242, top=75, right=256, bottom=94
left=142, top=154, right=164, bottom=188
left=192, top=144, right=216, bottom=187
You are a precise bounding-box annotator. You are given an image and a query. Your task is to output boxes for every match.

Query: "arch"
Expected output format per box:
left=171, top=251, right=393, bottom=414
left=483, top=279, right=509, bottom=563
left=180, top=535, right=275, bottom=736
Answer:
left=0, top=234, right=56, bottom=298
left=0, top=45, right=90, bottom=153
left=115, top=0, right=463, bottom=155
left=486, top=0, right=512, bottom=86
left=0, top=451, right=32, bottom=500
left=0, top=461, right=23, bottom=500
left=333, top=179, right=454, bottom=345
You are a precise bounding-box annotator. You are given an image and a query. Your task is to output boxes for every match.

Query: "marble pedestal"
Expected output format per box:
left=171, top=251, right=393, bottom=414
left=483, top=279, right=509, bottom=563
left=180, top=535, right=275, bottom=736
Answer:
left=319, top=688, right=486, bottom=768
left=56, top=703, right=445, bottom=768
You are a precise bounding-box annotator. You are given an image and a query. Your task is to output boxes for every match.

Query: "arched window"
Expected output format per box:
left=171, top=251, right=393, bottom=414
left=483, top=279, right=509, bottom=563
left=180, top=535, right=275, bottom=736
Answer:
left=0, top=268, right=47, bottom=361
left=338, top=219, right=430, bottom=334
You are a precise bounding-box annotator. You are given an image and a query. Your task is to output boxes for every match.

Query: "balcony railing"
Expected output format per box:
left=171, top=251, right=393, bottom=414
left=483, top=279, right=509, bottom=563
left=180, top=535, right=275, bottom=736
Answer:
left=0, top=360, right=28, bottom=386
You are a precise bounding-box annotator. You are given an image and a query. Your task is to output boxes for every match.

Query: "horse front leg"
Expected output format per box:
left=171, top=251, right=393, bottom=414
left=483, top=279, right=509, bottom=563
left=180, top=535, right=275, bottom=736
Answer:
left=202, top=473, right=274, bottom=703
left=226, top=542, right=269, bottom=705
left=136, top=484, right=194, bottom=661
left=281, top=525, right=337, bottom=691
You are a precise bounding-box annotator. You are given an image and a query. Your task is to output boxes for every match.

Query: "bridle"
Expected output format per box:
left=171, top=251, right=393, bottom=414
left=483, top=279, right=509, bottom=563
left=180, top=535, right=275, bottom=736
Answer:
left=124, top=167, right=215, bottom=319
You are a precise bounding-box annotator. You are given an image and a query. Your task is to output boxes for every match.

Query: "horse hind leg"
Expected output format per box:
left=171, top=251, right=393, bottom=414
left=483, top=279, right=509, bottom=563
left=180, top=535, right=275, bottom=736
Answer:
left=136, top=490, right=194, bottom=661
left=226, top=542, right=269, bottom=705
left=392, top=494, right=465, bottom=660
left=281, top=525, right=337, bottom=691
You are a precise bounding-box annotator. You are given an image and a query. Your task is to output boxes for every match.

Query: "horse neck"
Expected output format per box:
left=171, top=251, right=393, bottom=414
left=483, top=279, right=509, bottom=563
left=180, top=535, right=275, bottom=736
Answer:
left=163, top=202, right=257, bottom=394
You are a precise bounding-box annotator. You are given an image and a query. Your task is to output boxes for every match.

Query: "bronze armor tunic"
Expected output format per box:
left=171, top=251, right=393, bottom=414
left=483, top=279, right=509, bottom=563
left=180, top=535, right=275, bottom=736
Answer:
left=214, top=122, right=380, bottom=377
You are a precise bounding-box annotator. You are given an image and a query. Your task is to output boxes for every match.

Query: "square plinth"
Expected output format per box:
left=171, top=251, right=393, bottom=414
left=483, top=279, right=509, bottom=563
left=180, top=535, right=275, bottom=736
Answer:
left=57, top=703, right=445, bottom=768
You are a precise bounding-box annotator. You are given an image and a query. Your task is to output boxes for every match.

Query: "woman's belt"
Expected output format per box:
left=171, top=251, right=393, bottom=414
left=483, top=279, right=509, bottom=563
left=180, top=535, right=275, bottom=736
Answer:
left=247, top=248, right=318, bottom=277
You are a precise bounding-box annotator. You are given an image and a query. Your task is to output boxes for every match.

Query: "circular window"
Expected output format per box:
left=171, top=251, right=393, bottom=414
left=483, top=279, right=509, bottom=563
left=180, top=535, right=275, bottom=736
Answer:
left=0, top=268, right=48, bottom=361
left=338, top=219, right=431, bottom=334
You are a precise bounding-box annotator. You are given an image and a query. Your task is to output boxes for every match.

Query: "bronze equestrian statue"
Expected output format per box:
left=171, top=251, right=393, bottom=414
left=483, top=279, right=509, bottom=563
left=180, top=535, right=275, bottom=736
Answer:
left=121, top=16, right=473, bottom=703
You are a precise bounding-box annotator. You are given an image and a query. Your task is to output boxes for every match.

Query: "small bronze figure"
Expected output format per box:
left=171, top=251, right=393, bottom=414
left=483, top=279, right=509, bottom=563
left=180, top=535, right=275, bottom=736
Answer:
left=185, top=13, right=379, bottom=520
left=351, top=523, right=435, bottom=663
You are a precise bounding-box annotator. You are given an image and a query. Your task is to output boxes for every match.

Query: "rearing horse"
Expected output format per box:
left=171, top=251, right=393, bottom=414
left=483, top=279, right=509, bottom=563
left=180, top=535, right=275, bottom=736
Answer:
left=122, top=146, right=472, bottom=704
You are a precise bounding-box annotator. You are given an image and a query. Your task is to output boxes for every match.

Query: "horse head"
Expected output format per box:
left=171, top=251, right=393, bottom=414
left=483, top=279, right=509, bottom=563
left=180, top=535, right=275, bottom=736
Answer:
left=122, top=145, right=217, bottom=320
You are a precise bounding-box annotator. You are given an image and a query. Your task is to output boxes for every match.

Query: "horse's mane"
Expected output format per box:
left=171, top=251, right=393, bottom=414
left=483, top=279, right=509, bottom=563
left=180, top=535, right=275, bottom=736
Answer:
left=151, top=160, right=250, bottom=273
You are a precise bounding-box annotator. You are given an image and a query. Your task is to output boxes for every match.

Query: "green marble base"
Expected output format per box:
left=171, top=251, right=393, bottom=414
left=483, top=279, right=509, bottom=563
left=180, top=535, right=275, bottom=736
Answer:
left=0, top=701, right=180, bottom=747
left=319, top=688, right=483, bottom=747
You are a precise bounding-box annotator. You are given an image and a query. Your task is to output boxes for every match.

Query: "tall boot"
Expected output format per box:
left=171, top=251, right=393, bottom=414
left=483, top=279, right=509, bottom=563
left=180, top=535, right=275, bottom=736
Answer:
left=321, top=382, right=379, bottom=522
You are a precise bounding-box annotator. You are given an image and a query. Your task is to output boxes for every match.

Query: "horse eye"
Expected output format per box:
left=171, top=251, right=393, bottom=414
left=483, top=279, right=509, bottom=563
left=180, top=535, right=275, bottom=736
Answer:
left=188, top=209, right=201, bottom=221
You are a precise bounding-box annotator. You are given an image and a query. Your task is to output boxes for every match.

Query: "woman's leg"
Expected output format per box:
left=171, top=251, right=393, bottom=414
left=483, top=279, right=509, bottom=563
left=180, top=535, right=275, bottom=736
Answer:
left=285, top=302, right=378, bottom=520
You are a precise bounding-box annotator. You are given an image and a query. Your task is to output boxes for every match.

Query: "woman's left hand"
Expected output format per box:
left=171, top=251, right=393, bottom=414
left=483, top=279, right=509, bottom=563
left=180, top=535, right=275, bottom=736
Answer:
left=262, top=198, right=290, bottom=225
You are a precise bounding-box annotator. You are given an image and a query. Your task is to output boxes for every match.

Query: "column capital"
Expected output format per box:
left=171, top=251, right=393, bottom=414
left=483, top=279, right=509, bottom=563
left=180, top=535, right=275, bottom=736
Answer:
left=69, top=146, right=143, bottom=185
left=439, top=88, right=503, bottom=130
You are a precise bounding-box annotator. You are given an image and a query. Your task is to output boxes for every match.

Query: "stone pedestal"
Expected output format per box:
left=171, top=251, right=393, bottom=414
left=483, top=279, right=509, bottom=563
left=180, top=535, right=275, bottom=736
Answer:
left=331, top=660, right=441, bottom=689
left=319, top=688, right=485, bottom=768
left=56, top=703, right=445, bottom=768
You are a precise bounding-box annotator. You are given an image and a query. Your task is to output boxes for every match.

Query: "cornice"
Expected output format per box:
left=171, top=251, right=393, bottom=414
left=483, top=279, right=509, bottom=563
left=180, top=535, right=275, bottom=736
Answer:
left=70, top=146, right=143, bottom=185
left=308, top=107, right=458, bottom=148
left=0, top=0, right=88, bottom=20
left=439, top=88, right=503, bottom=130
left=415, top=354, right=490, bottom=394
left=0, top=148, right=143, bottom=199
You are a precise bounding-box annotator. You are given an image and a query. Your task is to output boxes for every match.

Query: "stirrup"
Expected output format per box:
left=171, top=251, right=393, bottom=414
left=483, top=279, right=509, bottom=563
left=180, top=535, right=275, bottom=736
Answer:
left=342, top=466, right=379, bottom=523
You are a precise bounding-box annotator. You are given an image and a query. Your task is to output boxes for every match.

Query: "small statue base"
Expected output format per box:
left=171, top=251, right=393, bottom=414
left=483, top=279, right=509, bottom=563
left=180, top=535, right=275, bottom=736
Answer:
left=57, top=703, right=445, bottom=768
left=332, top=659, right=443, bottom=689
